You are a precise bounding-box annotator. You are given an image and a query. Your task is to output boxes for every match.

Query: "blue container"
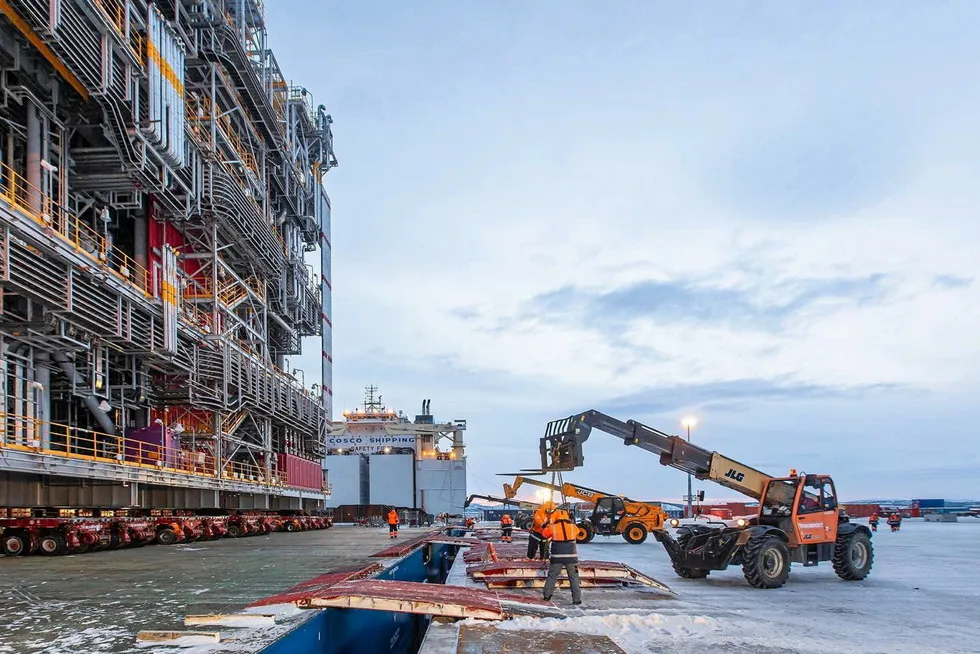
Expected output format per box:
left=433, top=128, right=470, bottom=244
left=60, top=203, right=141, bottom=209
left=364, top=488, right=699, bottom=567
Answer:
left=261, top=540, right=459, bottom=654
left=916, top=499, right=945, bottom=508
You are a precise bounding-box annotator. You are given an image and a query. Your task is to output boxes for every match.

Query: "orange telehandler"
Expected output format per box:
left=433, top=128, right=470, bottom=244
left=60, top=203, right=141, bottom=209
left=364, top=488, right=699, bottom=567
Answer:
left=530, top=409, right=874, bottom=589
left=501, top=475, right=667, bottom=545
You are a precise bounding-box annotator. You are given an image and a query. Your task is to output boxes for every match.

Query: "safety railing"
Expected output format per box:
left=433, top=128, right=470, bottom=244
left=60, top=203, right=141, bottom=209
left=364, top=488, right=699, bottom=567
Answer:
left=0, top=413, right=332, bottom=492
left=93, top=0, right=144, bottom=61
left=0, top=161, right=152, bottom=297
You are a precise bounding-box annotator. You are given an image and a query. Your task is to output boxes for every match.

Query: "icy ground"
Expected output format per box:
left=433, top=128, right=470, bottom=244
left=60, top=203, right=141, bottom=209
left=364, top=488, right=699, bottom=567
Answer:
left=493, top=517, right=980, bottom=654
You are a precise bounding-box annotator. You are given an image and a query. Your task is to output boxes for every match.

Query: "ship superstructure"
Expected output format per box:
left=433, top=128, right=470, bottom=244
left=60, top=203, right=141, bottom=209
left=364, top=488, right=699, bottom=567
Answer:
left=326, top=386, right=468, bottom=516
left=0, top=0, right=335, bottom=514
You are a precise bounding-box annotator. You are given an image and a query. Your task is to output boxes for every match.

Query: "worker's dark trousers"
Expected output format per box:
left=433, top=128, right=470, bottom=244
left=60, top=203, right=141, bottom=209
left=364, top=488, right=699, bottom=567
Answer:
left=389, top=523, right=398, bottom=538
left=501, top=526, right=512, bottom=542
left=527, top=533, right=549, bottom=559
left=543, top=561, right=582, bottom=603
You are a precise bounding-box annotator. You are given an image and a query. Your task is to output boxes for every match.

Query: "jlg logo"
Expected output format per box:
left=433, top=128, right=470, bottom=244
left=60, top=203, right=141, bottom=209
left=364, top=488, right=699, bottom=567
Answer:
left=725, top=468, right=746, bottom=482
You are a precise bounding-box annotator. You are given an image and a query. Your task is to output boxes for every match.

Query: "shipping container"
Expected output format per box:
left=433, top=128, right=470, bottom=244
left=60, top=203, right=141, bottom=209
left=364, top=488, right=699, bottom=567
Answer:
left=841, top=503, right=883, bottom=518
left=915, top=499, right=945, bottom=509
left=276, top=453, right=323, bottom=491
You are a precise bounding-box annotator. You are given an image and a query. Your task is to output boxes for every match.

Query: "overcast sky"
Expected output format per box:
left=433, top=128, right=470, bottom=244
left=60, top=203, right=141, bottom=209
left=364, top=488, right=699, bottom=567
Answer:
left=267, top=2, right=980, bottom=503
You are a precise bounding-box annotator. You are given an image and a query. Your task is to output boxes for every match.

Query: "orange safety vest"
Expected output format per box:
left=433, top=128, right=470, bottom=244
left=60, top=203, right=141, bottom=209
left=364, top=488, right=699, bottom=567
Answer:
left=531, top=507, right=549, bottom=535
left=545, top=511, right=576, bottom=542
left=501, top=515, right=513, bottom=526
left=387, top=510, right=399, bottom=525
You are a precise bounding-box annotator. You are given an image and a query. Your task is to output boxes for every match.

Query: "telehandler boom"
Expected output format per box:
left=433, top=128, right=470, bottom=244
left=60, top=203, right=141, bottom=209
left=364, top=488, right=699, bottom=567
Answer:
left=463, top=494, right=537, bottom=530
left=532, top=409, right=874, bottom=589
left=501, top=475, right=667, bottom=544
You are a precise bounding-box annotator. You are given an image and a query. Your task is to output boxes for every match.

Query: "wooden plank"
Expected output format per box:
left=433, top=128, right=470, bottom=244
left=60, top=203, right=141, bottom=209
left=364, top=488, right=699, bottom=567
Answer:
left=135, top=630, right=221, bottom=643
left=483, top=577, right=625, bottom=589
left=299, top=579, right=562, bottom=619
left=184, top=613, right=277, bottom=627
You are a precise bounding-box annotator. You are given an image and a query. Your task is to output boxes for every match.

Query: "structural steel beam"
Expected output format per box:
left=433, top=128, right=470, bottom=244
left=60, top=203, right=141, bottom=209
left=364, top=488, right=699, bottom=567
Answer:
left=0, top=0, right=91, bottom=101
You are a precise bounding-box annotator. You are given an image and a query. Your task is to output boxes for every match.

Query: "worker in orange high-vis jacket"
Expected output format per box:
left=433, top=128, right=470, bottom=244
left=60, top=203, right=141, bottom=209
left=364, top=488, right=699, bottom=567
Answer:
left=500, top=513, right=514, bottom=542
left=542, top=507, right=582, bottom=605
left=527, top=501, right=553, bottom=560
left=387, top=508, right=400, bottom=539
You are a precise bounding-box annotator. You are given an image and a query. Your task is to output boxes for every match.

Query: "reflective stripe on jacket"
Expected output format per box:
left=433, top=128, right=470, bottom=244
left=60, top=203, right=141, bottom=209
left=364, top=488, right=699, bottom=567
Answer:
left=549, top=539, right=578, bottom=564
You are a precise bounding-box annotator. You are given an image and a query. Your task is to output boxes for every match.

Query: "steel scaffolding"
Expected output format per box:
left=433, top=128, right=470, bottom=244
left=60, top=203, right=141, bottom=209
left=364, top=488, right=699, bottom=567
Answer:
left=0, top=0, right=336, bottom=508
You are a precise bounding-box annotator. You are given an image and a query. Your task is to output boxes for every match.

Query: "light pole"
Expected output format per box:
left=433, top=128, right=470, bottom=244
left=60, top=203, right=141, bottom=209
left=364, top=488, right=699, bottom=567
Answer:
left=681, top=416, right=698, bottom=518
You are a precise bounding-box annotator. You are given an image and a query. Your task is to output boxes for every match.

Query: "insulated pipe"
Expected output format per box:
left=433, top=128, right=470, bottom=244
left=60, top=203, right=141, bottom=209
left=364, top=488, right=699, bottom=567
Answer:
left=134, top=201, right=149, bottom=272
left=26, top=101, right=41, bottom=213
left=34, top=352, right=51, bottom=448
left=318, top=189, right=332, bottom=421
left=51, top=351, right=116, bottom=435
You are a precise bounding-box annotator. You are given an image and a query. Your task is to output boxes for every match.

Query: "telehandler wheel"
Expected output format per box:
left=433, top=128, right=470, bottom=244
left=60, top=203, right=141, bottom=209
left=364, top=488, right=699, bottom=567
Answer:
left=742, top=534, right=790, bottom=589
left=576, top=522, right=595, bottom=544
left=671, top=561, right=710, bottom=579
left=833, top=530, right=874, bottom=581
left=622, top=523, right=648, bottom=544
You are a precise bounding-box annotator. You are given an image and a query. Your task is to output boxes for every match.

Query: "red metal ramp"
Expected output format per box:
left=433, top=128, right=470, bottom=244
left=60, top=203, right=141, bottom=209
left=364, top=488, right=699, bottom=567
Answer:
left=463, top=543, right=529, bottom=563
left=466, top=560, right=674, bottom=594
left=371, top=531, right=481, bottom=558
left=300, top=579, right=563, bottom=620
left=246, top=563, right=384, bottom=608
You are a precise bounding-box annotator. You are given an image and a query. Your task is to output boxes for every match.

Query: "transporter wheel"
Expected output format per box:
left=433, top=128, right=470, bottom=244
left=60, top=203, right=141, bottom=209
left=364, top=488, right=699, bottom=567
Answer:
left=622, top=523, right=648, bottom=545
left=2, top=532, right=29, bottom=556
left=156, top=528, right=178, bottom=546
left=576, top=522, right=595, bottom=544
left=285, top=522, right=297, bottom=532
left=742, top=534, right=790, bottom=589
left=833, top=530, right=874, bottom=581
left=38, top=532, right=67, bottom=556
left=227, top=524, right=242, bottom=538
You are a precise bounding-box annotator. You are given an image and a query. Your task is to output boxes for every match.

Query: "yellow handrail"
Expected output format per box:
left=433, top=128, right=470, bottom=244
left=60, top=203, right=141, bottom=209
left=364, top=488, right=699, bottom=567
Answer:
left=93, top=0, right=143, bottom=61
left=0, top=413, right=326, bottom=491
left=0, top=160, right=152, bottom=297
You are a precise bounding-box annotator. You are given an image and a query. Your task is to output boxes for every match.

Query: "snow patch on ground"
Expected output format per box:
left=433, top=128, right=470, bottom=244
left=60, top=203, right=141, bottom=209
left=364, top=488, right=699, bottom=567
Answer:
left=493, top=612, right=719, bottom=652
left=240, top=602, right=305, bottom=618
left=484, top=519, right=980, bottom=654
left=134, top=635, right=219, bottom=648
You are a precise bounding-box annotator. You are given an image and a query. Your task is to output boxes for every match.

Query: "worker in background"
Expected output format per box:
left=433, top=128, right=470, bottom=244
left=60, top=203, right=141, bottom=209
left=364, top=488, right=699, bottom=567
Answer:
left=541, top=506, right=582, bottom=605
left=387, top=507, right=399, bottom=539
left=888, top=512, right=902, bottom=532
left=527, top=501, right=553, bottom=560
left=465, top=517, right=476, bottom=529
left=500, top=513, right=514, bottom=542
left=869, top=513, right=879, bottom=532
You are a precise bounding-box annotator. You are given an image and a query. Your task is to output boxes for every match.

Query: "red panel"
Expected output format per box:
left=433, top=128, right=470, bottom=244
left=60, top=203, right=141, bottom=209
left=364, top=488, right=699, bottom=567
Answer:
left=246, top=564, right=384, bottom=607
left=298, top=579, right=555, bottom=614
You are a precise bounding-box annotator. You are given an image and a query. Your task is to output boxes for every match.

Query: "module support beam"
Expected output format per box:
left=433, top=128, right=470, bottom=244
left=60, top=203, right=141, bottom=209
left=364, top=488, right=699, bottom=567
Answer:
left=0, top=0, right=90, bottom=100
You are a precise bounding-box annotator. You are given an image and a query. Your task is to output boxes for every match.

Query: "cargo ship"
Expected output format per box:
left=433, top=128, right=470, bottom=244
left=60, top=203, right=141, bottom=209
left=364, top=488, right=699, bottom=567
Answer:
left=326, top=385, right=468, bottom=520
left=0, top=0, right=336, bottom=556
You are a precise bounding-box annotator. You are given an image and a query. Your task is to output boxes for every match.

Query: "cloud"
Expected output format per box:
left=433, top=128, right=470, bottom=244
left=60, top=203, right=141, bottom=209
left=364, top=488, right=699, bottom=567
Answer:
left=519, top=273, right=893, bottom=336
left=593, top=377, right=910, bottom=418
left=934, top=275, right=972, bottom=290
